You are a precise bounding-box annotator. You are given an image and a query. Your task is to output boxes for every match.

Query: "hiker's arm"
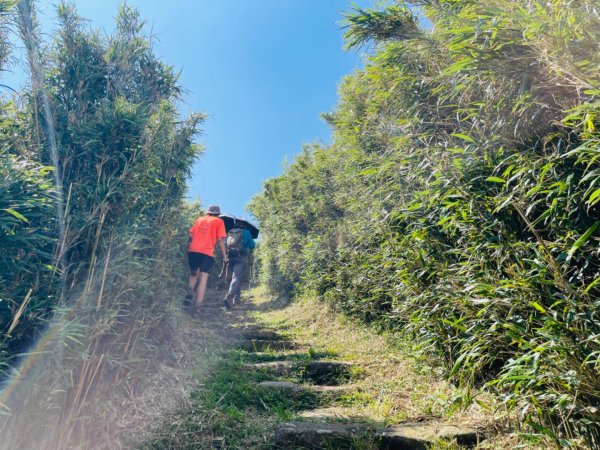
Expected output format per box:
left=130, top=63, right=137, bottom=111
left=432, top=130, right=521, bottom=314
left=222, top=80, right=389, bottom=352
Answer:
left=218, top=237, right=228, bottom=261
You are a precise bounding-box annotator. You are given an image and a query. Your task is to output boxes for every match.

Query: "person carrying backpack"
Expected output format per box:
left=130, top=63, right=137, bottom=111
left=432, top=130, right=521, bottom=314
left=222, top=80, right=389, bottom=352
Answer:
left=187, top=205, right=228, bottom=317
left=223, top=222, right=255, bottom=308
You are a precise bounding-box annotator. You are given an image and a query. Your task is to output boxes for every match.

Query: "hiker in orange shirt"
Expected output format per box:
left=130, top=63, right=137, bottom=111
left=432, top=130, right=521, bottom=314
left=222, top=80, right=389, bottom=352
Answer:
left=186, top=205, right=228, bottom=317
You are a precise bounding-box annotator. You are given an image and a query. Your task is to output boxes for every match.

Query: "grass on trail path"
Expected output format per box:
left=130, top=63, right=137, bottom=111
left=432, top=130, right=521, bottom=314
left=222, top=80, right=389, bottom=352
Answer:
left=140, top=287, right=534, bottom=449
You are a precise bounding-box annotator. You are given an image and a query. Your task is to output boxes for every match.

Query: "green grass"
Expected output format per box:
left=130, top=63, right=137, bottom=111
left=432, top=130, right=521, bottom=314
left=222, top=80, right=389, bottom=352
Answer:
left=139, top=346, right=327, bottom=449
left=241, top=348, right=338, bottom=364
left=141, top=288, right=550, bottom=449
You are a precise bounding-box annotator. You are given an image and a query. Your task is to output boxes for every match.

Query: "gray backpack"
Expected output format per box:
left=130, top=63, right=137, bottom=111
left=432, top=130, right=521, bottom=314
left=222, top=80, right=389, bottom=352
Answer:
left=226, top=227, right=245, bottom=257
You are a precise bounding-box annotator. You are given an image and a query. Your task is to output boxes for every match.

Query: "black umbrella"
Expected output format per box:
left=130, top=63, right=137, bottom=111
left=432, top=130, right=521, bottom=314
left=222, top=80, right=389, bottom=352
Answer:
left=219, top=213, right=259, bottom=239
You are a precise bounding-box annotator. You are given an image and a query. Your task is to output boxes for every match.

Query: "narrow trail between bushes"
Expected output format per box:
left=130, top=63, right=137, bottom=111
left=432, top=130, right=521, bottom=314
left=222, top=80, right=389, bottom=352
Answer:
left=141, top=289, right=500, bottom=449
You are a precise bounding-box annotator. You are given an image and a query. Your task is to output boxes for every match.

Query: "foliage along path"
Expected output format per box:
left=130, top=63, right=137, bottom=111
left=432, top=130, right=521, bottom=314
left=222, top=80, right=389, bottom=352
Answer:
left=139, top=288, right=513, bottom=449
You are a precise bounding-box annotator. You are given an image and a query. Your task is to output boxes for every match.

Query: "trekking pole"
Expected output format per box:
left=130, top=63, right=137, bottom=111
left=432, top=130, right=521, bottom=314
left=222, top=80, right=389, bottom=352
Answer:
left=218, top=259, right=229, bottom=278
left=248, top=260, right=254, bottom=289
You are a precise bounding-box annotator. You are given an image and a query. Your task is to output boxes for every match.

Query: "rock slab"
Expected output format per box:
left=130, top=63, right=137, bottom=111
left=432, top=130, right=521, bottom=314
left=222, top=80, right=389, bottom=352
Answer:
left=240, top=328, right=282, bottom=340
left=301, top=361, right=353, bottom=385
left=256, top=381, right=354, bottom=396
left=376, top=423, right=481, bottom=449
left=240, top=339, right=295, bottom=351
left=243, top=360, right=296, bottom=375
left=258, top=381, right=304, bottom=391
left=273, top=421, right=372, bottom=449
left=273, top=421, right=482, bottom=449
left=244, top=360, right=352, bottom=383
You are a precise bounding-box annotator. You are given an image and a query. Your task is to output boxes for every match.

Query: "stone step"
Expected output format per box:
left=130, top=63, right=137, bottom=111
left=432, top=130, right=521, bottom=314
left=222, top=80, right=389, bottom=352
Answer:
left=244, top=360, right=353, bottom=385
left=243, top=351, right=306, bottom=361
left=239, top=327, right=282, bottom=340
left=199, top=293, right=254, bottom=307
left=188, top=304, right=254, bottom=316
left=257, top=381, right=354, bottom=395
left=301, top=361, right=353, bottom=385
left=243, top=360, right=296, bottom=375
left=244, top=360, right=351, bottom=371
left=239, top=339, right=296, bottom=352
left=273, top=422, right=372, bottom=449
left=299, top=406, right=367, bottom=420
left=376, top=423, right=482, bottom=449
left=272, top=421, right=483, bottom=449
left=257, top=381, right=305, bottom=392
left=310, top=384, right=354, bottom=394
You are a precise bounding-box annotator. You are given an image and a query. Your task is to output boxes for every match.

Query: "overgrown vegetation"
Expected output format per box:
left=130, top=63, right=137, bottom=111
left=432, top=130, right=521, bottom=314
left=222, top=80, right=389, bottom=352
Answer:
left=250, top=0, right=600, bottom=447
left=143, top=289, right=492, bottom=450
left=0, top=0, right=58, bottom=370
left=1, top=1, right=203, bottom=448
left=2, top=0, right=599, bottom=447
left=142, top=347, right=321, bottom=449
left=0, top=143, right=56, bottom=362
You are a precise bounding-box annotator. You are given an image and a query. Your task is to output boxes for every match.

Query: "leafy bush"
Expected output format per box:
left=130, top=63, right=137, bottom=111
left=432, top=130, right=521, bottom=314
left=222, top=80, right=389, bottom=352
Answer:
left=0, top=3, right=205, bottom=447
left=0, top=150, right=56, bottom=361
left=0, top=1, right=58, bottom=366
left=44, top=3, right=204, bottom=291
left=250, top=0, right=600, bottom=446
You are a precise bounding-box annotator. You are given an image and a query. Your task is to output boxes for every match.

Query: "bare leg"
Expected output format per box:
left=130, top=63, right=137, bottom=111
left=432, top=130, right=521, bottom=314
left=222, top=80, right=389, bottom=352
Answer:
left=187, top=271, right=199, bottom=298
left=195, top=272, right=209, bottom=307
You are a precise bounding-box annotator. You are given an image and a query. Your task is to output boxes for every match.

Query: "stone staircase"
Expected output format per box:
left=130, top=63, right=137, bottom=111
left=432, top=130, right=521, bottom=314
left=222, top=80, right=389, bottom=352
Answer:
left=238, top=323, right=486, bottom=449
left=186, top=290, right=487, bottom=449
left=273, top=421, right=482, bottom=449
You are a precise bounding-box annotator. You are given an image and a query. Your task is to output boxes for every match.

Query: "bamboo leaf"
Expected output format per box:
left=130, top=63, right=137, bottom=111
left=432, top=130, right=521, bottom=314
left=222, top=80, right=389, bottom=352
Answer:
left=584, top=276, right=600, bottom=294
left=587, top=188, right=600, bottom=206
left=529, top=302, right=547, bottom=314
left=2, top=208, right=29, bottom=223
left=451, top=133, right=475, bottom=143
left=568, top=222, right=600, bottom=259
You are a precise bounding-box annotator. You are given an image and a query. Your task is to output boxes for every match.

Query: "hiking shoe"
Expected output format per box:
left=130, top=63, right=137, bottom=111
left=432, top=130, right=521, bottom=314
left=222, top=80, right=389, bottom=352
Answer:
left=223, top=295, right=233, bottom=309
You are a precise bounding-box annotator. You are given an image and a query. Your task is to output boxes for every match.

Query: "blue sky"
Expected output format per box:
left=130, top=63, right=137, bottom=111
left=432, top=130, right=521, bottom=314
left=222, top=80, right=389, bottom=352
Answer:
left=4, top=0, right=376, bottom=219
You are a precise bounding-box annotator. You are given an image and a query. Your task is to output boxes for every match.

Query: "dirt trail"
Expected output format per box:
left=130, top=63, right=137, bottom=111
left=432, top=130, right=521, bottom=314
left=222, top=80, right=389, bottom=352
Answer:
left=0, top=287, right=260, bottom=450
left=133, top=288, right=287, bottom=448
left=141, top=290, right=491, bottom=449
left=0, top=287, right=495, bottom=449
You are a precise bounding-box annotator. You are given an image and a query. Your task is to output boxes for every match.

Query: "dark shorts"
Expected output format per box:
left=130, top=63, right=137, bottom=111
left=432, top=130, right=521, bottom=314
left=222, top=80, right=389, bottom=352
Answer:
left=188, top=252, right=214, bottom=273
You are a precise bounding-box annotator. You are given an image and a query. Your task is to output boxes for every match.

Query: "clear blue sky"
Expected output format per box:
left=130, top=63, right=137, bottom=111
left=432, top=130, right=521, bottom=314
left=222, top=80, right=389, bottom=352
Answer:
left=3, top=0, right=374, bottom=219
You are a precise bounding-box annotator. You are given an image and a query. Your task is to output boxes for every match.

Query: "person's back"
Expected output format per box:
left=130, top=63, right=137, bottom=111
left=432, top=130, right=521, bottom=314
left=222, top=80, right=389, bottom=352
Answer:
left=223, top=224, right=255, bottom=308
left=186, top=205, right=227, bottom=317
left=189, top=214, right=227, bottom=256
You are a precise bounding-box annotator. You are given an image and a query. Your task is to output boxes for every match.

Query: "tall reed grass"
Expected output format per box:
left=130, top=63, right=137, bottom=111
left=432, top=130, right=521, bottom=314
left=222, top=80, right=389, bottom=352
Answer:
left=1, top=2, right=204, bottom=447
left=250, top=1, right=600, bottom=446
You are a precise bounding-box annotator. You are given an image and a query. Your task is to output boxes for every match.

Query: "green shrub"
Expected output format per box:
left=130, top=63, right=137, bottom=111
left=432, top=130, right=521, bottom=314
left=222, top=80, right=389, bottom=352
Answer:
left=0, top=150, right=56, bottom=361
left=0, top=3, right=205, bottom=447
left=251, top=1, right=600, bottom=446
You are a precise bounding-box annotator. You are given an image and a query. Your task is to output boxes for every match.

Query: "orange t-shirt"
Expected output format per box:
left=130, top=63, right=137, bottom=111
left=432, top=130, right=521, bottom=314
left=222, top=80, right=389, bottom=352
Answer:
left=188, top=215, right=227, bottom=256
